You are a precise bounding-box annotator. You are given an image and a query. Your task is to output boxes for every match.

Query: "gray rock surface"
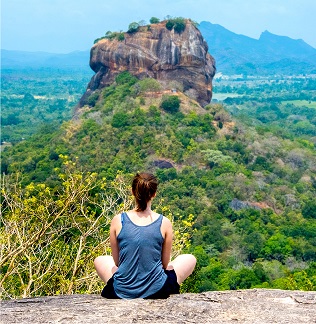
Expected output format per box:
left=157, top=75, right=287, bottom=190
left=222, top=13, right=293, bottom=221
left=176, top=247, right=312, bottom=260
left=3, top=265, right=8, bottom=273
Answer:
left=1, top=289, right=316, bottom=323
left=79, top=20, right=216, bottom=108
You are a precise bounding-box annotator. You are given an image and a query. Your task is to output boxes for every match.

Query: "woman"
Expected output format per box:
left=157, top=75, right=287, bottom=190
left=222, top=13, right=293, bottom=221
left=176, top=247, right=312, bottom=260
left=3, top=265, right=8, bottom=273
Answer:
left=94, top=172, right=196, bottom=299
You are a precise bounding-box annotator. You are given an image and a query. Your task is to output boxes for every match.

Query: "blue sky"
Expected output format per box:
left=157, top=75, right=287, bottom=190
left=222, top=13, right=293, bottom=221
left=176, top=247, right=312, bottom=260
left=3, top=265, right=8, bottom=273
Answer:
left=1, top=0, right=316, bottom=53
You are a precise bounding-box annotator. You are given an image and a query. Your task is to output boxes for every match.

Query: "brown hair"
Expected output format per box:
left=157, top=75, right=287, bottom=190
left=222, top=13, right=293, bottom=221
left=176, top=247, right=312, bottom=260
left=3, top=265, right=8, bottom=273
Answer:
left=132, top=173, right=158, bottom=212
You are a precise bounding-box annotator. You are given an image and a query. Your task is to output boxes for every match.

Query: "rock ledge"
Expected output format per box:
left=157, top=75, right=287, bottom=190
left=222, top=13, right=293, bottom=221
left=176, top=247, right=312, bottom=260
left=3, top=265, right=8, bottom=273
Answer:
left=1, top=289, right=316, bottom=323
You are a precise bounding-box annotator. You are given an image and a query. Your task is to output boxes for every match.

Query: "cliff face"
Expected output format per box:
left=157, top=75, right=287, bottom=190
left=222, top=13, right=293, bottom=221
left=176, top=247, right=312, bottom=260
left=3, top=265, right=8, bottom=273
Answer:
left=80, top=20, right=216, bottom=107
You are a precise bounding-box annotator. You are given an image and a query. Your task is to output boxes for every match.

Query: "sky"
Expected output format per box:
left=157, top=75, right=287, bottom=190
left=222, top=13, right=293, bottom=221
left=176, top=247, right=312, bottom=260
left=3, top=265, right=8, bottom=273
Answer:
left=1, top=0, right=316, bottom=53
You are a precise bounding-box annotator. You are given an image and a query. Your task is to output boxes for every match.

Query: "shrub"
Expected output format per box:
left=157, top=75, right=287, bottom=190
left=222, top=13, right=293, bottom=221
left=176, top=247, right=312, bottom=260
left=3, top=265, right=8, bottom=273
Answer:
left=138, top=20, right=147, bottom=27
left=160, top=95, right=180, bottom=113
left=111, top=112, right=129, bottom=128
left=137, top=78, right=161, bottom=93
left=165, top=20, right=174, bottom=30
left=87, top=91, right=100, bottom=107
left=128, top=22, right=139, bottom=33
left=173, top=17, right=186, bottom=33
left=105, top=31, right=116, bottom=40
left=0, top=165, right=193, bottom=298
left=115, top=71, right=138, bottom=86
left=150, top=17, right=160, bottom=24
left=302, top=200, right=316, bottom=219
left=94, top=37, right=105, bottom=44
left=117, top=33, right=125, bottom=41
left=165, top=17, right=186, bottom=33
left=139, top=97, right=145, bottom=105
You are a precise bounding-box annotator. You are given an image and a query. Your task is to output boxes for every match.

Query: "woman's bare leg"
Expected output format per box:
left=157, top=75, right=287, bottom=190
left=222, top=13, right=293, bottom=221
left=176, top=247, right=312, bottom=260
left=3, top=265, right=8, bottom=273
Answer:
left=167, top=254, right=196, bottom=285
left=94, top=255, right=118, bottom=283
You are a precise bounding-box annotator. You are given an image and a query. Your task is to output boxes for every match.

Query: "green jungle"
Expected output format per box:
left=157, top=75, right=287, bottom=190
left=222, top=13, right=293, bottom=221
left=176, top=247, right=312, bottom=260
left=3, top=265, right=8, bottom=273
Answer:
left=1, top=53, right=316, bottom=298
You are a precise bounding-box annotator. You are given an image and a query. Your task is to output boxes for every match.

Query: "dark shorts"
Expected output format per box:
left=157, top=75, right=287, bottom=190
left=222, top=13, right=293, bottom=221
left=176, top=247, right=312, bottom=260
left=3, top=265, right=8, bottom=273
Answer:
left=101, top=269, right=180, bottom=299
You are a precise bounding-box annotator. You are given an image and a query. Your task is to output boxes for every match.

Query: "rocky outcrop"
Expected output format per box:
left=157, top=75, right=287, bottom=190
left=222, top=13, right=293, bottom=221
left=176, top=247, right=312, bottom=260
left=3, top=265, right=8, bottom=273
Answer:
left=80, top=20, right=216, bottom=107
left=152, top=159, right=174, bottom=169
left=2, top=289, right=316, bottom=323
left=229, top=198, right=270, bottom=211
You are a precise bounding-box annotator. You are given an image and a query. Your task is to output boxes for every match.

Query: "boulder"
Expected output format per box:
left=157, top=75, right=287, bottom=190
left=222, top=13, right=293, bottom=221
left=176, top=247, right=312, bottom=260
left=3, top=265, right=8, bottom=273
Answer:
left=79, top=20, right=216, bottom=107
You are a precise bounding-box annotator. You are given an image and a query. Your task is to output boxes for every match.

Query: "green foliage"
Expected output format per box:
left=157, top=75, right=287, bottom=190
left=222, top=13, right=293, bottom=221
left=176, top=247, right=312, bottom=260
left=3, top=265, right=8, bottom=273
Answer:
left=261, top=233, right=294, bottom=261
left=1, top=113, right=20, bottom=126
left=149, top=17, right=160, bottom=24
left=173, top=17, right=186, bottom=33
left=127, top=22, right=139, bottom=33
left=111, top=112, right=129, bottom=128
left=2, top=71, right=316, bottom=296
left=202, top=149, right=234, bottom=168
left=136, top=78, right=161, bottom=94
left=87, top=91, right=100, bottom=107
left=302, top=199, right=316, bottom=219
left=1, top=69, right=91, bottom=143
left=165, top=17, right=186, bottom=33
left=0, top=160, right=131, bottom=298
left=117, top=33, right=125, bottom=41
left=138, top=20, right=147, bottom=27
left=115, top=71, right=138, bottom=86
left=94, top=37, right=105, bottom=44
left=165, top=20, right=174, bottom=30
left=95, top=31, right=125, bottom=43
left=0, top=163, right=192, bottom=299
left=160, top=95, right=181, bottom=113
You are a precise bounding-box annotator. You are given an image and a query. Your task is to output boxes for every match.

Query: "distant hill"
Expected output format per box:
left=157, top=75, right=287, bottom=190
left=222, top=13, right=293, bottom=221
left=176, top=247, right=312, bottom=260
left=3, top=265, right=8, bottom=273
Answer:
left=199, top=21, right=316, bottom=75
left=1, top=49, right=91, bottom=71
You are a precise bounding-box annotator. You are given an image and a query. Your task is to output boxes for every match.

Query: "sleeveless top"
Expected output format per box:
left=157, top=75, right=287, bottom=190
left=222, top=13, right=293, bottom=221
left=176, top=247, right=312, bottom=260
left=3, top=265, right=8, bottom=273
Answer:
left=113, top=212, right=167, bottom=299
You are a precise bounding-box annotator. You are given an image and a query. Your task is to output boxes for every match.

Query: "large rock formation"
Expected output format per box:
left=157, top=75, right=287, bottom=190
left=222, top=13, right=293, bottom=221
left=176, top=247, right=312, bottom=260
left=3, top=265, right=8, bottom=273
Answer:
left=80, top=20, right=216, bottom=107
left=2, top=289, right=316, bottom=323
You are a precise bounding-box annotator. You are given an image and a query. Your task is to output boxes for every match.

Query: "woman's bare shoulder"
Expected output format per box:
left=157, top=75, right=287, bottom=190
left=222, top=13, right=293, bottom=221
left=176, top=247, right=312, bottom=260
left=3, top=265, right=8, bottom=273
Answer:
left=161, top=215, right=172, bottom=227
left=111, top=213, right=122, bottom=225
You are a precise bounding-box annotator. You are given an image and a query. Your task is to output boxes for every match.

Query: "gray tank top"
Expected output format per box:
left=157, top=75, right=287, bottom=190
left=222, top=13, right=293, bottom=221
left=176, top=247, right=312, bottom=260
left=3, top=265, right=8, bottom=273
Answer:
left=113, top=212, right=167, bottom=299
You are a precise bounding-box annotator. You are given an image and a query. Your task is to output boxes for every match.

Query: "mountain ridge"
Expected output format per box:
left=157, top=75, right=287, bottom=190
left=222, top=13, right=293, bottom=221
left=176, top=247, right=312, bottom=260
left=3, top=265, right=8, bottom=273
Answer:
left=2, top=21, right=316, bottom=75
left=199, top=21, right=316, bottom=74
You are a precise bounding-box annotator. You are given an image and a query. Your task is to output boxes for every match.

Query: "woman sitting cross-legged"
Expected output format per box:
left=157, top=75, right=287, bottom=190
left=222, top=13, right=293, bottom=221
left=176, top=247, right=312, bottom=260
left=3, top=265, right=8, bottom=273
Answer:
left=94, top=172, right=196, bottom=299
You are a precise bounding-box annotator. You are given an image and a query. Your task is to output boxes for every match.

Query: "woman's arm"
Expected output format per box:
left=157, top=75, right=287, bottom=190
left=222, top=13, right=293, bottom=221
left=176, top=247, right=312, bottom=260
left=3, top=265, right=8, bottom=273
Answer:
left=110, top=214, right=121, bottom=267
left=161, top=217, right=173, bottom=269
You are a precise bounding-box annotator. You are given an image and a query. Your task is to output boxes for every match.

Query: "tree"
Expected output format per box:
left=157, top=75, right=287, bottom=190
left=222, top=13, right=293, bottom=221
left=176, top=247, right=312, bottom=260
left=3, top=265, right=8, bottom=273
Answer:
left=149, top=17, right=160, bottom=24
left=173, top=17, right=186, bottom=33
left=87, top=91, right=100, bottom=107
left=165, top=20, right=174, bottom=30
left=115, top=71, right=138, bottom=86
left=127, top=22, right=139, bottom=33
left=137, top=78, right=161, bottom=93
left=302, top=200, right=316, bottom=219
left=111, top=112, right=129, bottom=128
left=117, top=33, right=125, bottom=41
left=2, top=114, right=20, bottom=125
left=165, top=17, right=186, bottom=33
left=261, top=233, right=294, bottom=261
left=0, top=160, right=133, bottom=298
left=160, top=95, right=180, bottom=113
left=138, top=20, right=147, bottom=27
left=202, top=149, right=234, bottom=168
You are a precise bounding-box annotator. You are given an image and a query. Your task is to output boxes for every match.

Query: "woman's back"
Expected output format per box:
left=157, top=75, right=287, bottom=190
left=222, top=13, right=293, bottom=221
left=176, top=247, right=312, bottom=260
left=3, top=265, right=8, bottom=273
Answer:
left=94, top=172, right=196, bottom=299
left=113, top=212, right=167, bottom=299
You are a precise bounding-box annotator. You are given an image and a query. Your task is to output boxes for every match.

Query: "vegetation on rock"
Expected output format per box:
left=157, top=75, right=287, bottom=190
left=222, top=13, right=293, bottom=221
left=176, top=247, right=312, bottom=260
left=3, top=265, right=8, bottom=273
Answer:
left=160, top=95, right=181, bottom=113
left=1, top=69, right=316, bottom=298
left=165, top=17, right=186, bottom=33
